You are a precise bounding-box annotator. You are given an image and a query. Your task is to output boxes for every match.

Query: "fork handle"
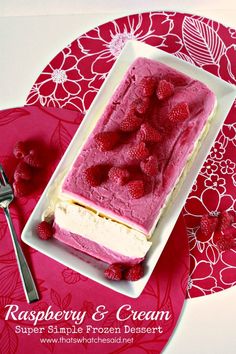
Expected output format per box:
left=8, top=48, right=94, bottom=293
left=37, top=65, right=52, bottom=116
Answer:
left=4, top=207, right=39, bottom=303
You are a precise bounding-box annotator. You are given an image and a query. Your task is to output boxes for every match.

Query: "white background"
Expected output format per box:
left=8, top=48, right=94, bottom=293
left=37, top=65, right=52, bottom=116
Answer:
left=0, top=1, right=236, bottom=353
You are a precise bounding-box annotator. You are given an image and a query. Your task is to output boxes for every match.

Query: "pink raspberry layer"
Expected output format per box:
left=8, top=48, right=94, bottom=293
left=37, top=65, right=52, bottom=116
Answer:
left=53, top=223, right=144, bottom=266
left=62, top=57, right=216, bottom=234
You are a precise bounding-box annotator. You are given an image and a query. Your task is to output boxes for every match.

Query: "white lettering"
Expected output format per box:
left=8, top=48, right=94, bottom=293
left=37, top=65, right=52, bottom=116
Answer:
left=92, top=305, right=108, bottom=321
left=5, top=304, right=19, bottom=321
left=116, top=304, right=171, bottom=322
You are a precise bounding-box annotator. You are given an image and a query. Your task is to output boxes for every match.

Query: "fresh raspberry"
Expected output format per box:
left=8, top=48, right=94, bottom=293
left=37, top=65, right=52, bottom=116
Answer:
left=108, top=167, right=130, bottom=186
left=13, top=141, right=29, bottom=159
left=14, top=161, right=33, bottom=181
left=120, top=111, right=143, bottom=132
left=94, top=131, right=120, bottom=151
left=218, top=211, right=234, bottom=232
left=37, top=221, right=54, bottom=240
left=215, top=234, right=235, bottom=252
left=200, top=214, right=218, bottom=237
left=13, top=179, right=29, bottom=198
left=140, top=155, right=158, bottom=176
left=124, top=263, right=144, bottom=281
left=168, top=102, right=190, bottom=122
left=129, top=142, right=149, bottom=161
left=139, top=77, right=156, bottom=97
left=134, top=97, right=150, bottom=115
left=127, top=180, right=145, bottom=199
left=24, top=149, right=42, bottom=168
left=156, top=79, right=174, bottom=100
left=137, top=123, right=161, bottom=143
left=104, top=264, right=123, bottom=281
left=84, top=165, right=105, bottom=187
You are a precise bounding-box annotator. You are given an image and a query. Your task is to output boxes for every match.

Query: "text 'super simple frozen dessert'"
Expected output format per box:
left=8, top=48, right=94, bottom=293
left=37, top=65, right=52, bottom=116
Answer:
left=50, top=57, right=216, bottom=267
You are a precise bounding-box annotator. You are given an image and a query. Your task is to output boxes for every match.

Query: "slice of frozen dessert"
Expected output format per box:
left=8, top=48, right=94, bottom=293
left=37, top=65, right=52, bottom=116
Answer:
left=52, top=56, right=216, bottom=265
left=53, top=201, right=151, bottom=266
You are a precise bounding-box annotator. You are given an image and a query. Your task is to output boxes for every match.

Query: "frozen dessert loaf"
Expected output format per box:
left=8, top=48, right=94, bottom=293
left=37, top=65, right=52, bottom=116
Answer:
left=51, top=56, right=216, bottom=266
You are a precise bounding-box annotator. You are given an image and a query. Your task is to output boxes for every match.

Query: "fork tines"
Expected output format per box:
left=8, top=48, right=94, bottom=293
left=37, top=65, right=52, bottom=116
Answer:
left=0, top=164, right=10, bottom=186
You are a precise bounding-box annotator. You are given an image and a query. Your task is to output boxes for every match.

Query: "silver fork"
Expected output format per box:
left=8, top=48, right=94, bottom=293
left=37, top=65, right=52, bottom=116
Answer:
left=0, top=164, right=39, bottom=303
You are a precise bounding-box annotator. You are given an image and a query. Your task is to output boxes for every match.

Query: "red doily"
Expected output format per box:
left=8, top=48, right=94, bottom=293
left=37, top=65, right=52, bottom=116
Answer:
left=0, top=106, right=189, bottom=354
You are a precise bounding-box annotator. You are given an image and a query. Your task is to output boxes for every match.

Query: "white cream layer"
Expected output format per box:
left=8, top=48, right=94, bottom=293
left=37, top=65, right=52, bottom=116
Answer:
left=54, top=201, right=152, bottom=259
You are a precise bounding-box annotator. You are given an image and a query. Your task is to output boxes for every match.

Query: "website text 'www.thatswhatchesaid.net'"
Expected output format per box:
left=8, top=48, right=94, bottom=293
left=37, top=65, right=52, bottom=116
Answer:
left=40, top=336, right=134, bottom=345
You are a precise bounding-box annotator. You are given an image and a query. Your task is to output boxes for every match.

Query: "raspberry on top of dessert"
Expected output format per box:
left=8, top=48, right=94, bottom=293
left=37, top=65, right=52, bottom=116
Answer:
left=62, top=57, right=216, bottom=235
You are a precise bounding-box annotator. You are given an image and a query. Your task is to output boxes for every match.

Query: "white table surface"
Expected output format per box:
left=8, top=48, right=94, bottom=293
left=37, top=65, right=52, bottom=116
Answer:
left=0, top=1, right=236, bottom=353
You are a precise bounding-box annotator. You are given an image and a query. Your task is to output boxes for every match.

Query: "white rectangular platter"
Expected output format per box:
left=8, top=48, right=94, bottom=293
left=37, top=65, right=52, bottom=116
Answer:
left=22, top=40, right=236, bottom=298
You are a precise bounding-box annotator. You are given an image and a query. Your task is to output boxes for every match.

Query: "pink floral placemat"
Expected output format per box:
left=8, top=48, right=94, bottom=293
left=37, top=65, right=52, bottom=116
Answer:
left=26, top=11, right=236, bottom=298
left=0, top=106, right=189, bottom=354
